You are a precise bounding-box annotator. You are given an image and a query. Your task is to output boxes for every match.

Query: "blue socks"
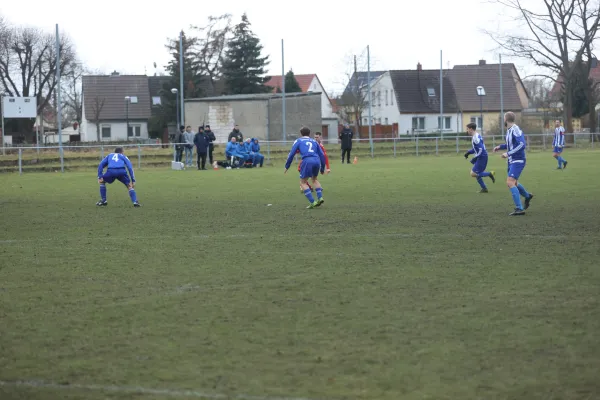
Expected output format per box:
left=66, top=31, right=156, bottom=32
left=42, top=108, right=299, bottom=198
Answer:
left=303, top=188, right=315, bottom=203
left=315, top=187, right=323, bottom=200
left=517, top=183, right=530, bottom=199
left=476, top=177, right=487, bottom=189
left=510, top=187, right=523, bottom=209
left=479, top=171, right=491, bottom=177
left=100, top=184, right=107, bottom=201
left=129, top=188, right=138, bottom=203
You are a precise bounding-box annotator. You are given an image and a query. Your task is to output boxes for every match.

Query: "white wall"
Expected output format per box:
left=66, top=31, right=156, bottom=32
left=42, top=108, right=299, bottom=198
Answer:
left=80, top=118, right=148, bottom=142
left=361, top=72, right=400, bottom=126
left=308, top=77, right=335, bottom=119
left=398, top=113, right=461, bottom=135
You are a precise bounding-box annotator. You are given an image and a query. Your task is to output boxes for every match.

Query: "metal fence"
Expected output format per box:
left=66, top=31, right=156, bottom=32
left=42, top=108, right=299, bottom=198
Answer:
left=1, top=133, right=598, bottom=174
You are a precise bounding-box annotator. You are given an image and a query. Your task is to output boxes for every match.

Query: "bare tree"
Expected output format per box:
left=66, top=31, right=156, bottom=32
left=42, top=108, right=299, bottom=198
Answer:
left=191, top=14, right=232, bottom=95
left=88, top=96, right=105, bottom=142
left=485, top=0, right=600, bottom=133
left=62, top=63, right=84, bottom=127
left=334, top=55, right=373, bottom=137
left=0, top=18, right=78, bottom=135
left=523, top=78, right=553, bottom=107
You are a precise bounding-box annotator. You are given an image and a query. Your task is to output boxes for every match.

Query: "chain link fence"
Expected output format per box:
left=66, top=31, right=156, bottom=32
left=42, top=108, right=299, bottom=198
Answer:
left=1, top=133, right=597, bottom=174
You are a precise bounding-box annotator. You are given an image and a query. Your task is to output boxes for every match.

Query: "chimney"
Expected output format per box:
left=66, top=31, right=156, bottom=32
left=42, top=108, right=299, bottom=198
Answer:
left=110, top=70, right=120, bottom=76
left=417, top=62, right=422, bottom=71
left=479, top=59, right=486, bottom=66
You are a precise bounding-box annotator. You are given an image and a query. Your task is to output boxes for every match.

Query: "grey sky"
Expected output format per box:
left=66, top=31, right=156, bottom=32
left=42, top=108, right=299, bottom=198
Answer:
left=0, top=0, right=537, bottom=94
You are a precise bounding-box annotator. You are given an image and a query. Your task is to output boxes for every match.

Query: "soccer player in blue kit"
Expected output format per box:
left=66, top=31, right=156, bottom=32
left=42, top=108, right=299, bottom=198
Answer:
left=552, top=119, right=568, bottom=169
left=464, top=122, right=495, bottom=193
left=96, top=147, right=141, bottom=207
left=493, top=112, right=533, bottom=216
left=284, top=127, right=326, bottom=209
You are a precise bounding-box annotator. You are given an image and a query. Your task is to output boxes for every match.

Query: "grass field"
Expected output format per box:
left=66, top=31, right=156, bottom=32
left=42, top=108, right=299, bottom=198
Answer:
left=1, top=151, right=599, bottom=400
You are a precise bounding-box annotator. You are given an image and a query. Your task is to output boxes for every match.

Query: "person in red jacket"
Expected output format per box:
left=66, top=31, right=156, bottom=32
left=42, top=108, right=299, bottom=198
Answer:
left=298, top=132, right=330, bottom=191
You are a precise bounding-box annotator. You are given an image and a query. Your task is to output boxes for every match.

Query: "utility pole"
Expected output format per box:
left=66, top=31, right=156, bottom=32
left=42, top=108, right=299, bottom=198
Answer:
left=367, top=45, right=373, bottom=157
left=354, top=55, right=359, bottom=134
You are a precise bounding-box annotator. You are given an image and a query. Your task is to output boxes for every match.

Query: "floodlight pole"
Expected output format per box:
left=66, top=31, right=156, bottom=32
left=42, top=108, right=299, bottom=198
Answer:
left=56, top=24, right=63, bottom=173
left=1, top=96, right=5, bottom=155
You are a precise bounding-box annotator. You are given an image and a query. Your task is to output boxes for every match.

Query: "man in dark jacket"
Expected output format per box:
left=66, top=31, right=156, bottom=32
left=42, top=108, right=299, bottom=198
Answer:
left=339, top=123, right=354, bottom=163
left=174, top=125, right=185, bottom=162
left=204, top=124, right=216, bottom=164
left=194, top=126, right=209, bottom=170
left=228, top=124, right=244, bottom=143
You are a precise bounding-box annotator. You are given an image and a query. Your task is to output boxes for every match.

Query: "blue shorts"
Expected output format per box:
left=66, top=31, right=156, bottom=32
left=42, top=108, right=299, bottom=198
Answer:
left=507, top=162, right=525, bottom=180
left=101, top=169, right=131, bottom=186
left=472, top=157, right=488, bottom=174
left=299, top=158, right=320, bottom=179
left=553, top=146, right=563, bottom=153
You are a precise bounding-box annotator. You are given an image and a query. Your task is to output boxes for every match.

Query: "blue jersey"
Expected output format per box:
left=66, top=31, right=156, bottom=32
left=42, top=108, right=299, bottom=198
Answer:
left=467, top=133, right=487, bottom=160
left=498, top=124, right=526, bottom=164
left=553, top=126, right=565, bottom=146
left=285, top=137, right=326, bottom=170
left=98, top=153, right=135, bottom=182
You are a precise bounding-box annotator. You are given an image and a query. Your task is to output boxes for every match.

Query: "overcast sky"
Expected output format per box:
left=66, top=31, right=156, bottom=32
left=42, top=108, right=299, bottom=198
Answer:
left=1, top=0, right=537, bottom=95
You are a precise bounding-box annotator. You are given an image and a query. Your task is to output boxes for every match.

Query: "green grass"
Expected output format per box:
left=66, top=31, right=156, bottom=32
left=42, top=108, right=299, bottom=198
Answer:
left=1, top=151, right=599, bottom=400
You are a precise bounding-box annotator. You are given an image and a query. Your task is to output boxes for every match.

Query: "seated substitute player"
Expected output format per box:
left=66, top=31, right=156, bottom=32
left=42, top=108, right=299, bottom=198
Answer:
left=464, top=122, right=495, bottom=193
left=493, top=112, right=534, bottom=216
left=96, top=147, right=140, bottom=207
left=552, top=119, right=568, bottom=170
left=297, top=131, right=330, bottom=192
left=285, top=127, right=327, bottom=209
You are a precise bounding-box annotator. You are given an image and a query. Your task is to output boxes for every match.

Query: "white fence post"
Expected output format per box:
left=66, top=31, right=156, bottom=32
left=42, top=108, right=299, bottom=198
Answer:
left=18, top=148, right=22, bottom=175
left=138, top=144, right=141, bottom=169
left=416, top=137, right=419, bottom=156
left=436, top=138, right=439, bottom=155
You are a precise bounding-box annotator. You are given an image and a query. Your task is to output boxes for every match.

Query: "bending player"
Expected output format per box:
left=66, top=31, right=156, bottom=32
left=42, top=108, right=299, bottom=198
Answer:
left=464, top=122, right=495, bottom=192
left=297, top=131, right=330, bottom=192
left=285, top=127, right=326, bottom=209
left=96, top=147, right=141, bottom=207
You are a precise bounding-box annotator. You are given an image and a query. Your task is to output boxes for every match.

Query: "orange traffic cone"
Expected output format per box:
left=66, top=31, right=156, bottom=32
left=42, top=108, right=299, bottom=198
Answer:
left=353, top=156, right=358, bottom=164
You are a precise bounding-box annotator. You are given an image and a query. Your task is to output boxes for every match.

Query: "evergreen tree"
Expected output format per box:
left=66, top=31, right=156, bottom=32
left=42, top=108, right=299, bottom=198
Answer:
left=222, top=14, right=270, bottom=94
left=161, top=31, right=205, bottom=124
left=284, top=69, right=302, bottom=93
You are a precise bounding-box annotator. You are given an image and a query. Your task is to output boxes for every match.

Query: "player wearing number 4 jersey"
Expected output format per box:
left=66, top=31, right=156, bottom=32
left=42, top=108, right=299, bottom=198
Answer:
left=285, top=127, right=326, bottom=209
left=96, top=147, right=141, bottom=207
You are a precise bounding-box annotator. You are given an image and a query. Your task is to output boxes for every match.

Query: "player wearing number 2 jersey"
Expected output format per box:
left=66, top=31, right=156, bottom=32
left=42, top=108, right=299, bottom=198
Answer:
left=285, top=127, right=326, bottom=209
left=96, top=147, right=141, bottom=207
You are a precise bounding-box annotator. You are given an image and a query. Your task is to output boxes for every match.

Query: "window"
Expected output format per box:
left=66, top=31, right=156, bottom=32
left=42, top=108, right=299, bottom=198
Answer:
left=101, top=125, right=111, bottom=139
left=427, top=87, right=435, bottom=97
left=152, top=96, right=161, bottom=106
left=128, top=125, right=141, bottom=137
left=385, top=90, right=388, bottom=106
left=391, top=90, right=394, bottom=105
left=384, top=117, right=389, bottom=125
left=412, top=117, right=425, bottom=130
left=371, top=91, right=376, bottom=104
left=377, top=91, right=381, bottom=106
left=363, top=118, right=367, bottom=125
left=438, top=116, right=451, bottom=130
left=470, top=117, right=483, bottom=129
left=129, top=96, right=138, bottom=104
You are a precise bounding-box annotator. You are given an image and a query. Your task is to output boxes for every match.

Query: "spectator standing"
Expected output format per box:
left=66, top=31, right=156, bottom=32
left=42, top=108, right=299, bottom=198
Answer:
left=339, top=123, right=354, bottom=164
left=228, top=124, right=244, bottom=143
left=194, top=126, right=209, bottom=170
left=204, top=124, right=216, bottom=165
left=174, top=125, right=185, bottom=163
left=183, top=125, right=195, bottom=167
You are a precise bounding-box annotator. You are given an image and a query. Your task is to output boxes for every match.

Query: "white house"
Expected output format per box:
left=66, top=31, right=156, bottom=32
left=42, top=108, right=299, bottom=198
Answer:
left=366, top=66, right=462, bottom=135
left=81, top=74, right=151, bottom=142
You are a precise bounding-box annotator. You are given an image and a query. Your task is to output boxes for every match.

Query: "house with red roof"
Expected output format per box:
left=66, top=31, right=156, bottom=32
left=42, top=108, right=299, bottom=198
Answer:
left=264, top=74, right=336, bottom=119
